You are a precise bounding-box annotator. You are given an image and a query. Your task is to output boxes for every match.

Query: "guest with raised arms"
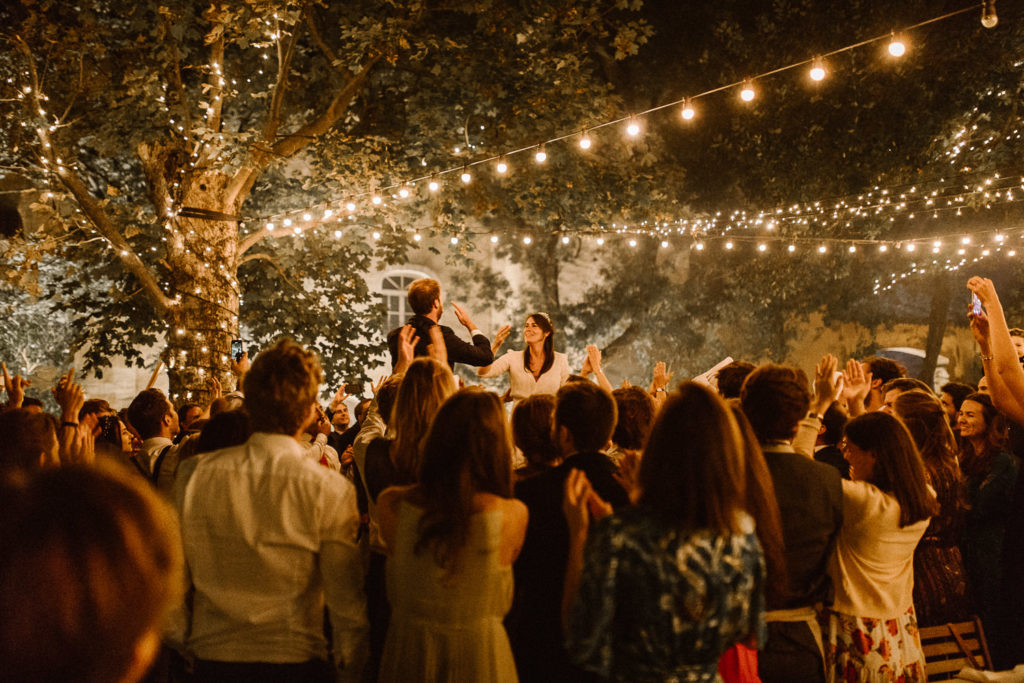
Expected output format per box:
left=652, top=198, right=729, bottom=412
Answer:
left=477, top=312, right=571, bottom=402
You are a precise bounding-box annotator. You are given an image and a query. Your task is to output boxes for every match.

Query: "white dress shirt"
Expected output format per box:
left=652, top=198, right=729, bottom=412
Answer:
left=173, top=432, right=367, bottom=677
left=477, top=350, right=571, bottom=401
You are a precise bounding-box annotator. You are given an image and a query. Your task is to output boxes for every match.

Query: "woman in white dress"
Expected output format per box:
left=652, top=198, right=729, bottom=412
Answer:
left=477, top=312, right=570, bottom=402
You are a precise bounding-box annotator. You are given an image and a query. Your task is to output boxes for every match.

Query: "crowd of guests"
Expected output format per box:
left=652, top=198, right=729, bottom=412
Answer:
left=1, top=275, right=1023, bottom=683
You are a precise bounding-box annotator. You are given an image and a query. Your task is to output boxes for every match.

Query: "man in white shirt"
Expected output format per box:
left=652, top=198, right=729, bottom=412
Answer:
left=172, top=339, right=367, bottom=683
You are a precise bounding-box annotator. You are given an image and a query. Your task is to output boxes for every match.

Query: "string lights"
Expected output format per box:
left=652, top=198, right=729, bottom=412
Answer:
left=244, top=3, right=985, bottom=235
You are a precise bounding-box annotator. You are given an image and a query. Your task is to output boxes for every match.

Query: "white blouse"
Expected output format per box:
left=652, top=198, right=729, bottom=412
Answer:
left=477, top=349, right=571, bottom=401
left=828, top=479, right=930, bottom=618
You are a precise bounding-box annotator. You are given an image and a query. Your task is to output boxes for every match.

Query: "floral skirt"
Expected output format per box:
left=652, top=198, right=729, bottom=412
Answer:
left=825, top=606, right=927, bottom=683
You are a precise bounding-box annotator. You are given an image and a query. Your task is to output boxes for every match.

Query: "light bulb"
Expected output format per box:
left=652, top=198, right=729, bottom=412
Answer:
left=535, top=146, right=547, bottom=163
left=628, top=239, right=637, bottom=247
left=787, top=244, right=796, bottom=253
left=809, top=57, right=826, bottom=82
left=461, top=169, right=471, bottom=183
left=889, top=33, right=906, bottom=57
left=283, top=218, right=292, bottom=227
left=597, top=237, right=605, bottom=246
left=322, top=209, right=333, bottom=219
left=906, top=244, right=916, bottom=252
left=413, top=233, right=421, bottom=241
left=334, top=230, right=342, bottom=238
left=758, top=243, right=767, bottom=252
left=626, top=117, right=640, bottom=137
left=398, top=187, right=409, bottom=198
left=848, top=245, right=856, bottom=253
left=695, top=242, right=704, bottom=251
left=579, top=132, right=592, bottom=149
left=303, top=213, right=311, bottom=222
left=879, top=244, right=888, bottom=252
left=346, top=202, right=356, bottom=211
left=450, top=236, right=459, bottom=245
left=496, top=157, right=508, bottom=174
left=661, top=240, right=669, bottom=248
left=818, top=245, right=827, bottom=253
left=372, top=195, right=382, bottom=205
left=561, top=236, right=570, bottom=245
left=740, top=79, right=756, bottom=102
left=265, top=222, right=274, bottom=231
left=428, top=179, right=439, bottom=192
left=982, top=0, right=998, bottom=28
left=681, top=99, right=696, bottom=120
left=490, top=235, right=498, bottom=243
left=523, top=236, right=532, bottom=245
left=725, top=241, right=734, bottom=249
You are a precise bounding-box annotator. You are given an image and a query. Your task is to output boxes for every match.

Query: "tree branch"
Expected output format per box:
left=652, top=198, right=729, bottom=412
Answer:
left=306, top=8, right=344, bottom=73
left=261, top=7, right=306, bottom=145
left=207, top=34, right=225, bottom=133
left=163, top=15, right=193, bottom=135
left=238, top=252, right=298, bottom=289
left=12, top=34, right=172, bottom=313
left=238, top=223, right=300, bottom=256
left=225, top=51, right=380, bottom=210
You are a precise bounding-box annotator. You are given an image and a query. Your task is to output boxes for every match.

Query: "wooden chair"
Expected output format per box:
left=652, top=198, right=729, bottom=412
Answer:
left=919, top=616, right=993, bottom=681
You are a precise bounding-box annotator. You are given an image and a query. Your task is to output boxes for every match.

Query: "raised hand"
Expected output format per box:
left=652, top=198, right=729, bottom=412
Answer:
left=969, top=309, right=991, bottom=351
left=52, top=368, right=84, bottom=423
left=813, top=354, right=840, bottom=412
left=230, top=351, right=250, bottom=389
left=840, top=358, right=871, bottom=417
left=650, top=361, right=673, bottom=392
left=395, top=324, right=420, bottom=373
left=967, top=276, right=999, bottom=310
left=450, top=302, right=476, bottom=331
left=329, top=386, right=350, bottom=412
left=2, top=362, right=30, bottom=409
left=585, top=344, right=602, bottom=374
left=491, top=324, right=511, bottom=354
left=371, top=376, right=387, bottom=395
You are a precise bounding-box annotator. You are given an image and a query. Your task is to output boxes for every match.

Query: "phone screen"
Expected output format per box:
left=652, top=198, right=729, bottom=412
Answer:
left=231, top=339, right=243, bottom=362
left=972, top=294, right=982, bottom=316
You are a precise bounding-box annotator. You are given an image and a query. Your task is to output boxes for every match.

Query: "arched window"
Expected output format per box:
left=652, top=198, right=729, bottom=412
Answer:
left=380, top=269, right=431, bottom=330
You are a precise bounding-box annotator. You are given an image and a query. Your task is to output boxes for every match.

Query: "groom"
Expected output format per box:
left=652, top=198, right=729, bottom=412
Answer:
left=386, top=278, right=494, bottom=371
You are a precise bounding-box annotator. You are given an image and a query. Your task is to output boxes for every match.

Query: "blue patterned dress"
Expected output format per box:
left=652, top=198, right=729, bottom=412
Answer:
left=567, top=506, right=766, bottom=682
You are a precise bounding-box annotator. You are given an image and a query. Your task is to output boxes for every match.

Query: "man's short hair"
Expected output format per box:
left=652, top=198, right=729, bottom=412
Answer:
left=940, top=382, right=975, bottom=410
left=127, top=389, right=173, bottom=440
left=243, top=339, right=322, bottom=436
left=863, top=356, right=906, bottom=385
left=821, top=402, right=847, bottom=446
left=881, top=377, right=932, bottom=397
left=407, top=278, right=441, bottom=316
left=716, top=361, right=756, bottom=399
left=375, top=375, right=404, bottom=425
left=555, top=381, right=617, bottom=453
left=21, top=397, right=43, bottom=410
left=79, top=399, right=113, bottom=422
left=739, top=364, right=811, bottom=443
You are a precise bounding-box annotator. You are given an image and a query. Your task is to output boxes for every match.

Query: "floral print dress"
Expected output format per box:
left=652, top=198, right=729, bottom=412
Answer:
left=566, top=506, right=766, bottom=683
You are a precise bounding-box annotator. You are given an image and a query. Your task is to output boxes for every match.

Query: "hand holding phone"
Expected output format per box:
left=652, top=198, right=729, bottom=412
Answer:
left=971, top=293, right=983, bottom=316
left=231, top=339, right=243, bottom=363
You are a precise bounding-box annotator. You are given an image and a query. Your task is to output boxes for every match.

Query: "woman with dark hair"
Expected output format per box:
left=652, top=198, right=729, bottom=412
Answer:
left=510, top=393, right=559, bottom=480
left=890, top=390, right=972, bottom=626
left=376, top=388, right=528, bottom=682
left=477, top=313, right=570, bottom=402
left=956, top=391, right=1018, bottom=646
left=562, top=382, right=765, bottom=682
left=828, top=411, right=938, bottom=682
